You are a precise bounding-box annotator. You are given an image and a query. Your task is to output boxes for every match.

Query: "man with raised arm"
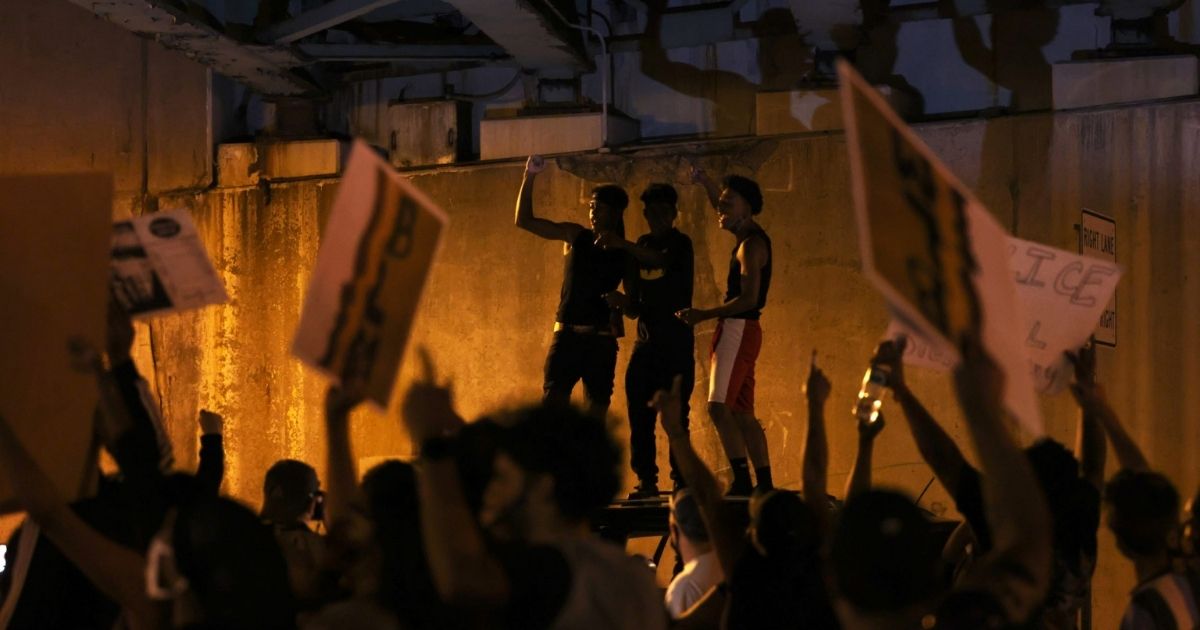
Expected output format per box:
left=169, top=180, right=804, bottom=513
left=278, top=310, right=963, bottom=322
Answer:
left=875, top=337, right=1102, bottom=628
left=1068, top=347, right=1200, bottom=629
left=514, top=155, right=633, bottom=418
left=677, top=166, right=773, bottom=495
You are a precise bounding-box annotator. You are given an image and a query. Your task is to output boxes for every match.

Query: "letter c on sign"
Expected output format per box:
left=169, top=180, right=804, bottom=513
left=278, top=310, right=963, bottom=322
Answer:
left=1053, top=261, right=1084, bottom=298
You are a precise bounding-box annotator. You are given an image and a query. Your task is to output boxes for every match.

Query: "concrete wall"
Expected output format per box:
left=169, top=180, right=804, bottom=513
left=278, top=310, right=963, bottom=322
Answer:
left=0, top=0, right=212, bottom=535
left=147, top=96, right=1200, bottom=626
left=0, top=1, right=212, bottom=209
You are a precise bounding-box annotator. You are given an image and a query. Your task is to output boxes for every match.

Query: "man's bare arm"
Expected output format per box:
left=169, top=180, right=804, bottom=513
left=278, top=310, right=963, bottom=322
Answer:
left=514, top=155, right=583, bottom=243
left=677, top=237, right=764, bottom=325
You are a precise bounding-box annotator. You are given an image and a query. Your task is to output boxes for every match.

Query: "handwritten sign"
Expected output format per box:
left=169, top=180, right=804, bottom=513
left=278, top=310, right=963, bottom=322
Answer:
left=888, top=236, right=1121, bottom=394
left=840, top=60, right=1042, bottom=435
left=110, top=209, right=228, bottom=319
left=1080, top=209, right=1117, bottom=346
left=293, top=140, right=448, bottom=408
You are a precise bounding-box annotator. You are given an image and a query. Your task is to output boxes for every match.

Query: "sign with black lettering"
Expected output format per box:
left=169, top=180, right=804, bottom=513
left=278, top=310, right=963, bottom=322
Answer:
left=840, top=60, right=1042, bottom=434
left=293, top=140, right=448, bottom=408
left=1080, top=209, right=1117, bottom=346
left=889, top=236, right=1121, bottom=393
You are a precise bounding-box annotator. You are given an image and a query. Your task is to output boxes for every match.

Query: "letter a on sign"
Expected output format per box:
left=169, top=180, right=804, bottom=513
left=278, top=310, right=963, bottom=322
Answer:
left=839, top=61, right=1041, bottom=435
left=293, top=140, right=449, bottom=408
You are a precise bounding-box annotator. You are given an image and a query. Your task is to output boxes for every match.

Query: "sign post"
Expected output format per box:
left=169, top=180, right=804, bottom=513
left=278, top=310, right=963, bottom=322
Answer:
left=1079, top=209, right=1117, bottom=347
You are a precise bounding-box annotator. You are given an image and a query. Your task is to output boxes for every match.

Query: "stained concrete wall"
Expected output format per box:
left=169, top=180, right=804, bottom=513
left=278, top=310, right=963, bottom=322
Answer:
left=0, top=0, right=212, bottom=208
left=147, top=97, right=1200, bottom=626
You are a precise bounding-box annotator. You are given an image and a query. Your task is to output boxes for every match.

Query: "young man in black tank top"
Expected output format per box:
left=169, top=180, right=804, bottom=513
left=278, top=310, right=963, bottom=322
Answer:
left=514, top=155, right=633, bottom=418
left=600, top=184, right=695, bottom=498
left=677, top=169, right=773, bottom=496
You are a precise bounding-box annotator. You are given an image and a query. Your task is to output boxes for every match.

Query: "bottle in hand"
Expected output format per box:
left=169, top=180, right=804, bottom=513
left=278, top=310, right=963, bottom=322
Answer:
left=854, top=364, right=890, bottom=423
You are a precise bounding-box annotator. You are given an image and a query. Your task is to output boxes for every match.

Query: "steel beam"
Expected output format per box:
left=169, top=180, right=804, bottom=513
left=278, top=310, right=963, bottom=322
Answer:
left=65, top=0, right=317, bottom=96
left=298, top=43, right=510, bottom=61
left=264, top=0, right=406, bottom=44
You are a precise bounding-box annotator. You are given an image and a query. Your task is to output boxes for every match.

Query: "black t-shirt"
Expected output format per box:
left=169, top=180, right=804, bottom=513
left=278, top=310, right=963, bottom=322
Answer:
left=930, top=588, right=1012, bottom=629
left=952, top=466, right=1100, bottom=619
left=556, top=229, right=630, bottom=330
left=725, top=227, right=772, bottom=320
left=496, top=543, right=571, bottom=630
left=724, top=547, right=839, bottom=630
left=631, top=228, right=693, bottom=344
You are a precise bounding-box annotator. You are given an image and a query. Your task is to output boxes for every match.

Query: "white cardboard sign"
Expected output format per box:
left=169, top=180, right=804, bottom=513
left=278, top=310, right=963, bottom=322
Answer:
left=888, top=236, right=1122, bottom=394
left=840, top=60, right=1042, bottom=435
left=293, top=140, right=448, bottom=408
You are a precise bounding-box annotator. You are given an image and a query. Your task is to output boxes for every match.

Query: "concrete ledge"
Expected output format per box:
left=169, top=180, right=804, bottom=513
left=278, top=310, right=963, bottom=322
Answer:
left=1053, top=55, right=1198, bottom=110
left=217, top=139, right=343, bottom=187
left=480, top=112, right=640, bottom=160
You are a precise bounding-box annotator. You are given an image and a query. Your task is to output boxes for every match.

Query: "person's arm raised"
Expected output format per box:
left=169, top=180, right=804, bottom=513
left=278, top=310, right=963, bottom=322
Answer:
left=654, top=376, right=740, bottom=579
left=676, top=236, right=765, bottom=326
left=954, top=339, right=1052, bottom=624
left=0, top=413, right=155, bottom=629
left=845, top=412, right=886, bottom=502
left=875, top=338, right=970, bottom=494
left=513, top=155, right=584, bottom=243
left=688, top=164, right=721, bottom=210
left=1066, top=343, right=1108, bottom=490
left=195, top=409, right=225, bottom=496
left=323, top=379, right=366, bottom=529
left=802, top=354, right=831, bottom=531
left=402, top=350, right=508, bottom=608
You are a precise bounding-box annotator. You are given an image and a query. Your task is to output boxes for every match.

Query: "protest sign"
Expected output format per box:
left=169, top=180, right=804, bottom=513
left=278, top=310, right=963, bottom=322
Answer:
left=293, top=140, right=448, bottom=408
left=110, top=208, right=228, bottom=319
left=839, top=60, right=1041, bottom=434
left=0, top=174, right=111, bottom=512
left=888, top=237, right=1122, bottom=393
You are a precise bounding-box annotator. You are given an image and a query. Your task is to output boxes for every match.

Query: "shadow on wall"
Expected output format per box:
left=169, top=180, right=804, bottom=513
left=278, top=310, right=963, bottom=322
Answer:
left=954, top=5, right=1060, bottom=230
left=855, top=0, right=926, bottom=119
left=638, top=3, right=813, bottom=137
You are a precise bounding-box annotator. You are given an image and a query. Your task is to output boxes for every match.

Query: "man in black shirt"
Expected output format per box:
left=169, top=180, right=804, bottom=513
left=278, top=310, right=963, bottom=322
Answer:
left=599, top=183, right=694, bottom=498
left=514, top=155, right=633, bottom=418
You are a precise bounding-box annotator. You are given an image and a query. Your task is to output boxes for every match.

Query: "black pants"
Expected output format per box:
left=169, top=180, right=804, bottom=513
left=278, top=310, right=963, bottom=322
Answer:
left=625, top=338, right=694, bottom=485
left=543, top=330, right=619, bottom=414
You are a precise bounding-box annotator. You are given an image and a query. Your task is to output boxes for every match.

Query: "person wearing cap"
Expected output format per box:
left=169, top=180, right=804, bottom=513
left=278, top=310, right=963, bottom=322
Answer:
left=598, top=183, right=695, bottom=498
left=514, top=155, right=634, bottom=418
left=677, top=167, right=774, bottom=496
left=665, top=489, right=721, bottom=618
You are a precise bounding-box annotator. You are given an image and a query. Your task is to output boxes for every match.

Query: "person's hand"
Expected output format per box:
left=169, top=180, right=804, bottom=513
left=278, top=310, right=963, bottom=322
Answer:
left=804, top=352, right=832, bottom=410
left=674, top=308, right=706, bottom=326
left=871, top=336, right=907, bottom=392
left=198, top=409, right=223, bottom=436
left=858, top=411, right=886, bottom=441
left=603, top=291, right=630, bottom=310
left=953, top=337, right=1005, bottom=416
left=106, top=297, right=135, bottom=365
left=688, top=162, right=707, bottom=184
left=401, top=348, right=465, bottom=444
left=1066, top=338, right=1097, bottom=389
left=524, top=155, right=546, bottom=176
left=594, top=231, right=626, bottom=250
left=651, top=375, right=687, bottom=440
left=326, top=373, right=368, bottom=421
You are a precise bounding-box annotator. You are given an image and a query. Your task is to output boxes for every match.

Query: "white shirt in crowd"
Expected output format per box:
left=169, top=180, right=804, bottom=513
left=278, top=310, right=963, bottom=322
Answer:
left=665, top=551, right=722, bottom=619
